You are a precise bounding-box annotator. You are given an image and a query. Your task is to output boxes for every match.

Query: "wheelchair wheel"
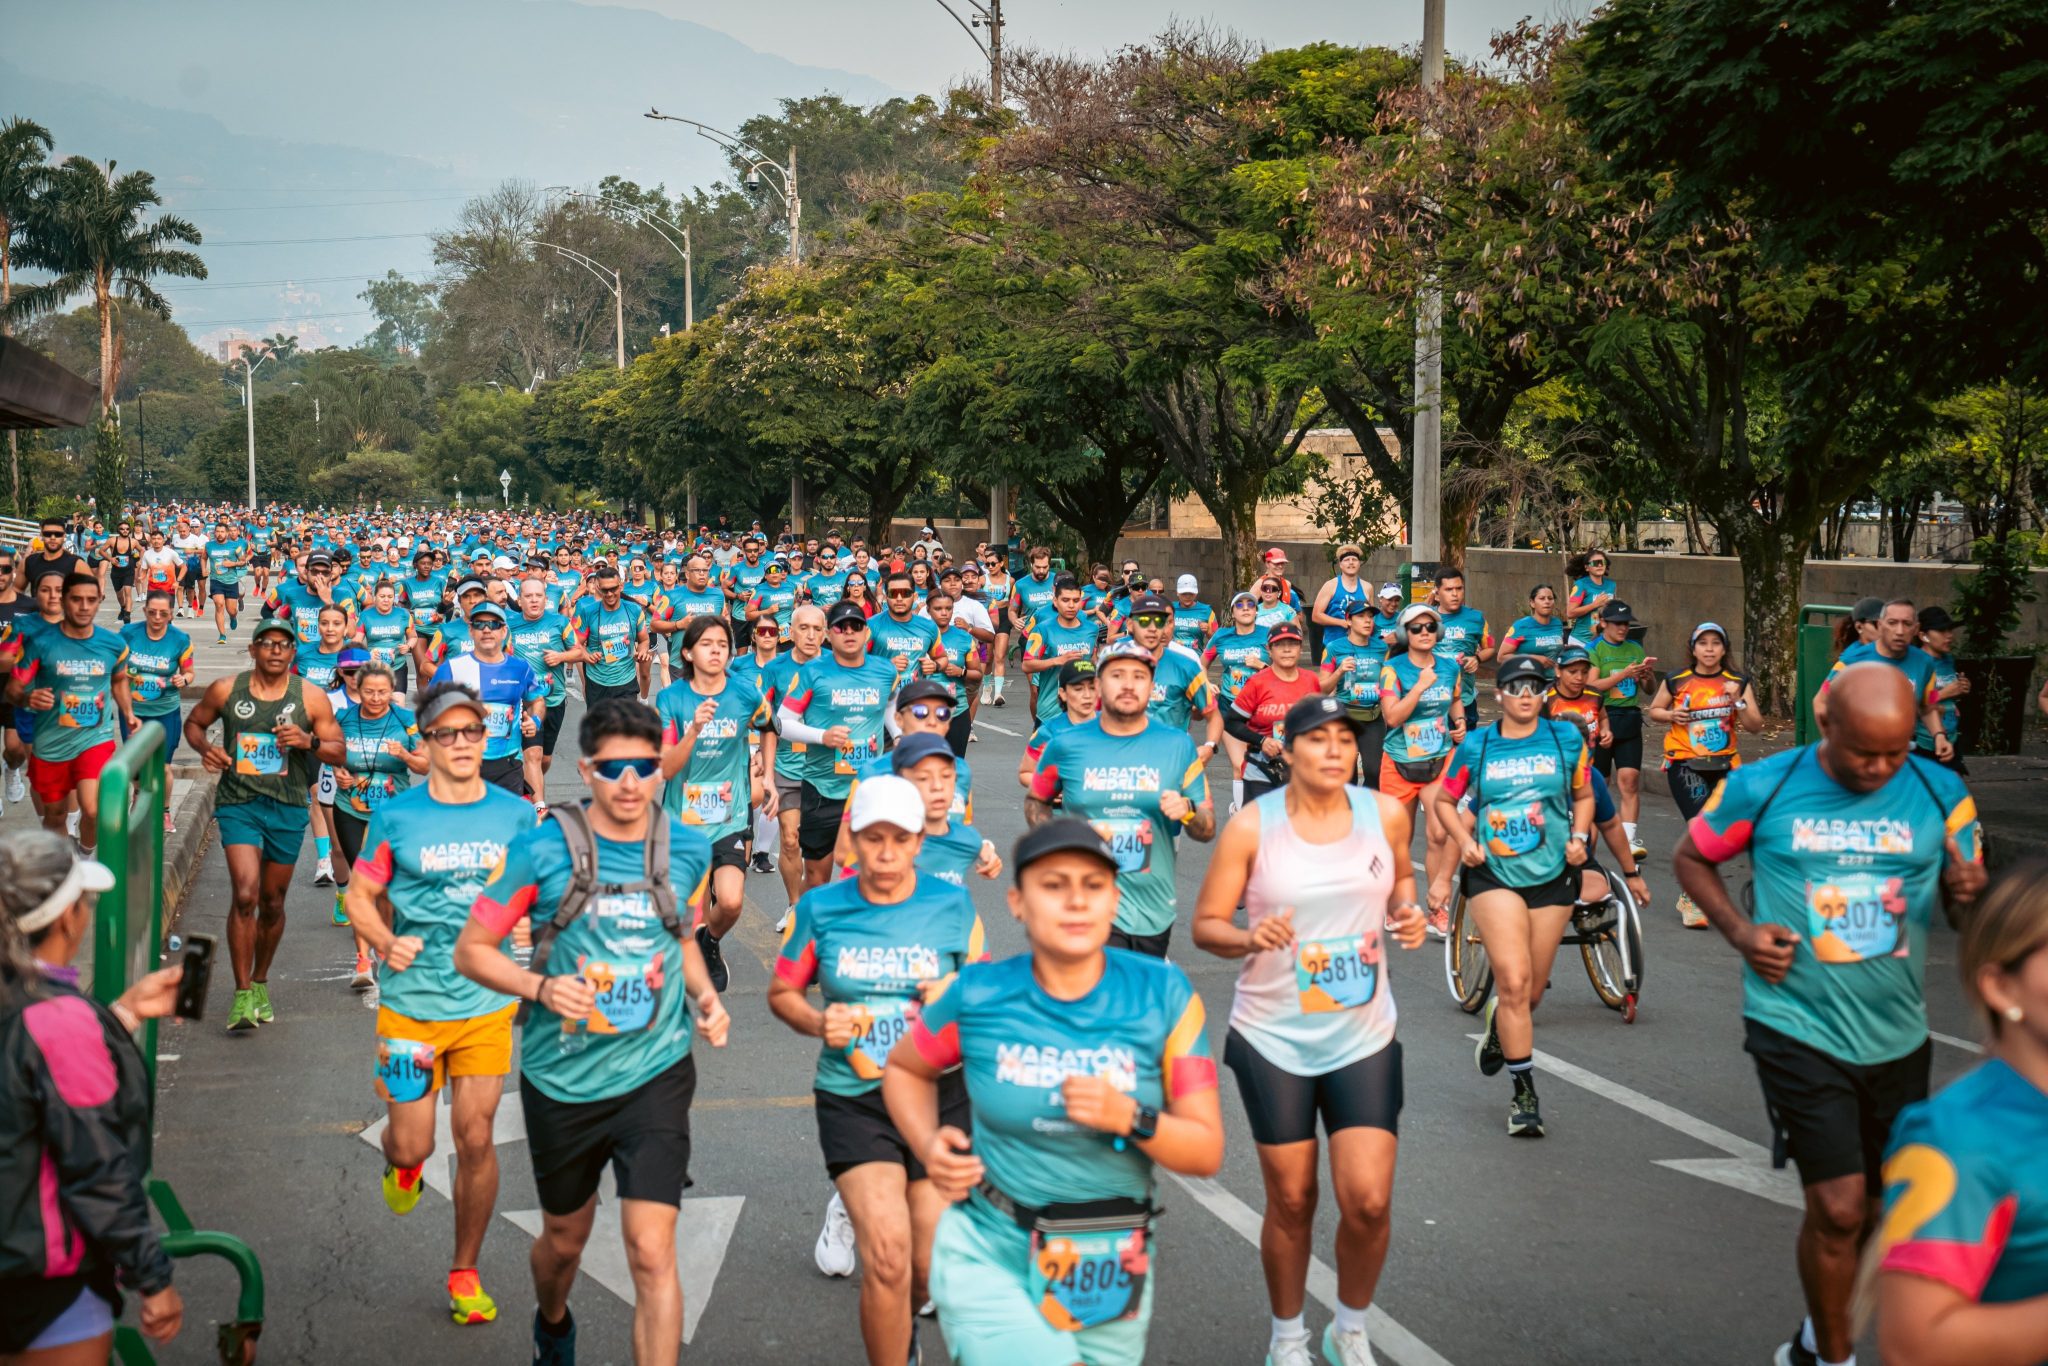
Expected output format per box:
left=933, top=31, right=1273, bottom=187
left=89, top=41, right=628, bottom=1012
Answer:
left=1443, top=886, right=1492, bottom=1013
left=1581, top=873, right=1645, bottom=1021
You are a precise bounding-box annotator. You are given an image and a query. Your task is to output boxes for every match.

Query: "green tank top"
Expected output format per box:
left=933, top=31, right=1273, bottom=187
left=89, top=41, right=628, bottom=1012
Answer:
left=216, top=672, right=318, bottom=806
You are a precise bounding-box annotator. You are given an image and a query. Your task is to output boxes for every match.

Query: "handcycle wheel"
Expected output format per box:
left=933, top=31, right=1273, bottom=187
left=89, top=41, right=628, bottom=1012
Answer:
left=1443, top=885, right=1492, bottom=1013
left=1581, top=869, right=1645, bottom=1016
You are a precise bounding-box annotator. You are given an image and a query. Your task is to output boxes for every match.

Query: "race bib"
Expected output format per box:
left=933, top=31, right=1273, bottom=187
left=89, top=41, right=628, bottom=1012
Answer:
left=1403, top=716, right=1446, bottom=755
left=59, top=691, right=100, bottom=729
left=483, top=701, right=515, bottom=741
left=681, top=781, right=733, bottom=827
left=132, top=675, right=163, bottom=702
left=1483, top=800, right=1546, bottom=857
left=1614, top=674, right=1638, bottom=701
left=844, top=996, right=914, bottom=1081
left=575, top=955, right=663, bottom=1034
left=600, top=630, right=630, bottom=665
left=1090, top=818, right=1154, bottom=875
left=1806, top=874, right=1909, bottom=964
left=834, top=733, right=882, bottom=776
left=1030, top=1225, right=1149, bottom=1332
left=1294, top=933, right=1381, bottom=1013
left=1688, top=718, right=1730, bottom=753
left=373, top=1037, right=436, bottom=1104
left=235, top=731, right=283, bottom=774
left=1343, top=669, right=1380, bottom=709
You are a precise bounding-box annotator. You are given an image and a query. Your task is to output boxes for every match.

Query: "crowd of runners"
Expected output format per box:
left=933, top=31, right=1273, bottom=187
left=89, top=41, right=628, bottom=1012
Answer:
left=1, top=503, right=2043, bottom=1366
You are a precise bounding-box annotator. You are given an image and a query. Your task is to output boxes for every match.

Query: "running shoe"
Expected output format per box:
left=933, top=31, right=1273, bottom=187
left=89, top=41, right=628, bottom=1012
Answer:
left=382, top=1162, right=424, bottom=1215
left=5, top=767, right=23, bottom=805
left=750, top=851, right=774, bottom=874
left=1267, top=1334, right=1315, bottom=1366
left=1321, top=1324, right=1378, bottom=1366
left=216, top=634, right=229, bottom=646
left=229, top=613, right=240, bottom=631
left=314, top=857, right=335, bottom=887
left=1772, top=1330, right=1819, bottom=1366
left=1475, top=997, right=1505, bottom=1077
left=533, top=1309, right=577, bottom=1366
left=226, top=988, right=260, bottom=1032
left=815, top=1190, right=857, bottom=1277
left=250, top=982, right=274, bottom=1024
left=1508, top=1075, right=1545, bottom=1138
left=448, top=1268, right=497, bottom=1325
left=1677, top=892, right=1708, bottom=929
left=1425, top=904, right=1450, bottom=941
left=992, top=693, right=1005, bottom=707
left=918, top=1299, right=935, bottom=1319
left=1630, top=833, right=1648, bottom=861
left=350, top=952, right=376, bottom=992
left=164, top=809, right=176, bottom=835
left=696, top=926, right=729, bottom=993
left=332, top=895, right=350, bottom=927
left=66, top=810, right=80, bottom=840
left=774, top=908, right=793, bottom=937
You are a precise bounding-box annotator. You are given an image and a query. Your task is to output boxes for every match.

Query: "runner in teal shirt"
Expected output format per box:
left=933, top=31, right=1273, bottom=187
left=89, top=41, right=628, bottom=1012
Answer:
left=655, top=662, right=767, bottom=841
left=1023, top=583, right=1098, bottom=725
left=777, top=618, right=903, bottom=802
left=572, top=579, right=650, bottom=691
left=12, top=618, right=130, bottom=764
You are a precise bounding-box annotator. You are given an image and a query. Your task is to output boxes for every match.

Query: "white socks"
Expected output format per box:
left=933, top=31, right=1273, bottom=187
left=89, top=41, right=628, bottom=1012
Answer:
left=1233, top=778, right=1245, bottom=808
left=1624, top=819, right=1638, bottom=843
left=1270, top=1313, right=1306, bottom=1345
left=1800, top=1317, right=1853, bottom=1366
left=1333, top=1302, right=1369, bottom=1338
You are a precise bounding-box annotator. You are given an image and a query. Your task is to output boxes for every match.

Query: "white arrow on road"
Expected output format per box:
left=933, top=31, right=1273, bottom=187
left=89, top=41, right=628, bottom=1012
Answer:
left=358, top=1091, right=743, bottom=1341
left=1475, top=1039, right=1805, bottom=1210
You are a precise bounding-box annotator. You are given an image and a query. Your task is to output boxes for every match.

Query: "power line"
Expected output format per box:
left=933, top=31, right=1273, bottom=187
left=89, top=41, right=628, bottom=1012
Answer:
left=202, top=231, right=435, bottom=246
left=160, top=271, right=433, bottom=292
left=173, top=194, right=475, bottom=212
left=182, top=308, right=377, bottom=327
left=162, top=185, right=481, bottom=193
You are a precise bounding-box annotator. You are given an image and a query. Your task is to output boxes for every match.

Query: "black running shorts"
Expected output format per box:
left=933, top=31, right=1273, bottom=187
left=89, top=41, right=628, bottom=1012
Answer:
left=1224, top=1030, right=1403, bottom=1145
left=522, top=1053, right=697, bottom=1215
left=1744, top=1018, right=1930, bottom=1193
left=1597, top=708, right=1644, bottom=774
left=798, top=782, right=845, bottom=862
left=1107, top=927, right=1172, bottom=959
left=814, top=1073, right=968, bottom=1180
left=709, top=831, right=747, bottom=872
left=1461, top=862, right=1581, bottom=910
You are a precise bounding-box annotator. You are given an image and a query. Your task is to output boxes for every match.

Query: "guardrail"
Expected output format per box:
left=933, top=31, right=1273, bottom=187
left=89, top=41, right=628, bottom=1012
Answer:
left=0, top=514, right=39, bottom=549
left=95, top=723, right=266, bottom=1365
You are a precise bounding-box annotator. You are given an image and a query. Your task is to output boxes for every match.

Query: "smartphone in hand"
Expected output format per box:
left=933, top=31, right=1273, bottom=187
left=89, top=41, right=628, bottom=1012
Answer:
left=175, top=934, right=216, bottom=1021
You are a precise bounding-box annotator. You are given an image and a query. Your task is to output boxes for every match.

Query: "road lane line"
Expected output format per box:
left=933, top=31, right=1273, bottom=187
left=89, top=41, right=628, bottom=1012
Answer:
left=1167, top=1173, right=1457, bottom=1366
left=1929, top=1030, right=1984, bottom=1055
left=975, top=721, right=1023, bottom=738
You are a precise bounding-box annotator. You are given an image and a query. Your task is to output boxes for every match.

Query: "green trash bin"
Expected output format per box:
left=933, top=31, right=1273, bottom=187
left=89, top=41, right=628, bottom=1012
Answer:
left=1795, top=603, right=1852, bottom=746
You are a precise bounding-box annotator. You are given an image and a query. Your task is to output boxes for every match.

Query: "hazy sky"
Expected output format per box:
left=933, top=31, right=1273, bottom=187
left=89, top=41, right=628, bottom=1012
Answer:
left=581, top=0, right=1597, bottom=94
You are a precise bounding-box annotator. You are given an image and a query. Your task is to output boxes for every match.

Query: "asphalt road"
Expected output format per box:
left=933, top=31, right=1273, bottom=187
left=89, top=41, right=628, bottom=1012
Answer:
left=110, top=645, right=1990, bottom=1366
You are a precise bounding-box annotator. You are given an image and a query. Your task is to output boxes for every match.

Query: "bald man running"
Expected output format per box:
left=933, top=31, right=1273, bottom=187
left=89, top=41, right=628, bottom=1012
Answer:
left=1674, top=663, right=1986, bottom=1366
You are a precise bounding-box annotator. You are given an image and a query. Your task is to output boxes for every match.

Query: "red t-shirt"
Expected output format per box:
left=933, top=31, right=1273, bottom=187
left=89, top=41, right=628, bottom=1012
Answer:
left=1231, top=667, right=1323, bottom=739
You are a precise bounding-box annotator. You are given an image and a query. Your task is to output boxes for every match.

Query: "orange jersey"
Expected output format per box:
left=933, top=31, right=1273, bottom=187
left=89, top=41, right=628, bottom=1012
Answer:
left=1661, top=668, right=1748, bottom=764
left=1544, top=689, right=1604, bottom=751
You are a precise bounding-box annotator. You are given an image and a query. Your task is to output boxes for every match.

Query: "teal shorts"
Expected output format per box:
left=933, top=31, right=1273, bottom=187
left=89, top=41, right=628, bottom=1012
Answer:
left=216, top=797, right=310, bottom=865
left=930, top=1196, right=1153, bottom=1366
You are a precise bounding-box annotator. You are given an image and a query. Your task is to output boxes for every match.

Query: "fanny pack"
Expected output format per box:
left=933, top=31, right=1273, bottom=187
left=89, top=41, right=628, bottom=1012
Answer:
left=978, top=1182, right=1154, bottom=1332
left=1683, top=754, right=1733, bottom=775
left=1394, top=755, right=1445, bottom=784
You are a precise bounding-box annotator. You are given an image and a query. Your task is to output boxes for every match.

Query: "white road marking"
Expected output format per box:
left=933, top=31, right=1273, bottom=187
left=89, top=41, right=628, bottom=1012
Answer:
left=1929, top=1030, right=1984, bottom=1055
left=358, top=1087, right=529, bottom=1201
left=1473, top=1038, right=1805, bottom=1209
left=1168, top=1173, right=1456, bottom=1366
left=975, top=721, right=1023, bottom=738
left=502, top=1196, right=744, bottom=1343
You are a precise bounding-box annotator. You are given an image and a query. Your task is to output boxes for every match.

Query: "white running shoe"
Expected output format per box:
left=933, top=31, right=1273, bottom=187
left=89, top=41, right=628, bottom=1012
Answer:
left=314, top=857, right=335, bottom=887
left=5, top=767, right=23, bottom=805
left=1321, top=1324, right=1378, bottom=1366
left=814, top=1190, right=857, bottom=1277
left=775, top=908, right=794, bottom=936
left=1266, top=1335, right=1314, bottom=1366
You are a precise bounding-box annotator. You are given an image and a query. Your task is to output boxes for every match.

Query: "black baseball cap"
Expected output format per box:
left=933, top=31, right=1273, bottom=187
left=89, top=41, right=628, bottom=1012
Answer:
left=1917, top=605, right=1957, bottom=632
left=1058, top=658, right=1098, bottom=689
left=1496, top=656, right=1552, bottom=689
left=825, top=600, right=869, bottom=630
left=1012, top=818, right=1117, bottom=882
left=1281, top=694, right=1350, bottom=748
left=305, top=551, right=334, bottom=569
left=895, top=677, right=953, bottom=709
left=890, top=732, right=956, bottom=772
left=1127, top=592, right=1171, bottom=617
left=1598, top=599, right=1636, bottom=624
left=1266, top=620, right=1304, bottom=644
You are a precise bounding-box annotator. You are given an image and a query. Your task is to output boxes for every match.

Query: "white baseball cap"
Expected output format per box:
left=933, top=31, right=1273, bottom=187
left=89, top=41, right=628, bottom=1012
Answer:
left=847, top=774, right=926, bottom=834
left=17, top=851, right=116, bottom=935
left=1175, top=573, right=1198, bottom=594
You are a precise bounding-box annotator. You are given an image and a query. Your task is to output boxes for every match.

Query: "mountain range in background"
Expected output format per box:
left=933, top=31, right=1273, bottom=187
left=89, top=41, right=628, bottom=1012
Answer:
left=4, top=0, right=899, bottom=351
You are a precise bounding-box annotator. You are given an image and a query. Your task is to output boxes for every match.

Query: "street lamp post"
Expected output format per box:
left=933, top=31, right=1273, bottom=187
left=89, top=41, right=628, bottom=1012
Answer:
left=550, top=189, right=695, bottom=331
left=533, top=240, right=626, bottom=370
left=1409, top=0, right=1446, bottom=595
left=644, top=111, right=799, bottom=266
left=236, top=345, right=279, bottom=511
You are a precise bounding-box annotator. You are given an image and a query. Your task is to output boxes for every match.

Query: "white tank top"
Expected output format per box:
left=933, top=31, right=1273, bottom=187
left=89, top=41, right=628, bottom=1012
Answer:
left=1229, top=787, right=1398, bottom=1075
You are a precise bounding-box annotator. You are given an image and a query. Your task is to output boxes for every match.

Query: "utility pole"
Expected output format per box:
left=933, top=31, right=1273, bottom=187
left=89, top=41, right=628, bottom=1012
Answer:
left=1409, top=0, right=1445, bottom=598
left=988, top=0, right=1003, bottom=103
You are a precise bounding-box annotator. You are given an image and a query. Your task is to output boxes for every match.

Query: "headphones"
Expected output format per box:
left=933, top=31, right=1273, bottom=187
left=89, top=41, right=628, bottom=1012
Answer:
left=1389, top=603, right=1440, bottom=653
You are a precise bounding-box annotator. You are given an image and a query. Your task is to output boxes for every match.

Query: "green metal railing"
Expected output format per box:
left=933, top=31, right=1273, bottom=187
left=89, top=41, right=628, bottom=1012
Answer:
left=95, top=724, right=266, bottom=1365
left=1795, top=603, right=1853, bottom=746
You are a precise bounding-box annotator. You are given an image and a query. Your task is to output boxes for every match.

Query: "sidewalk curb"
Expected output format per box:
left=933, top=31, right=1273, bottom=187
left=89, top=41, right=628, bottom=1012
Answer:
left=163, top=769, right=218, bottom=934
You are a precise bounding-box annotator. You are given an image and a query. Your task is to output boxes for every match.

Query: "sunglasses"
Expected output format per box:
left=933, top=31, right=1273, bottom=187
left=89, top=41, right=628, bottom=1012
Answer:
left=1132, top=614, right=1168, bottom=627
left=830, top=621, right=865, bottom=633
left=1500, top=679, right=1545, bottom=698
left=1408, top=621, right=1440, bottom=634
left=424, top=724, right=487, bottom=745
left=908, top=703, right=952, bottom=722
left=591, top=755, right=661, bottom=782
left=755, top=625, right=779, bottom=635
left=471, top=620, right=506, bottom=631
left=254, top=637, right=295, bottom=649
left=887, top=588, right=914, bottom=598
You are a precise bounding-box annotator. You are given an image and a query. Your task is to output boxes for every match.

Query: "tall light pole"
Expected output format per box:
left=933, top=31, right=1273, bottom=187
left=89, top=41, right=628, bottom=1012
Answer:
left=549, top=188, right=695, bottom=330
left=929, top=0, right=1011, bottom=548
left=533, top=240, right=626, bottom=370
left=644, top=111, right=799, bottom=265
left=1409, top=0, right=1445, bottom=595
left=236, top=344, right=278, bottom=511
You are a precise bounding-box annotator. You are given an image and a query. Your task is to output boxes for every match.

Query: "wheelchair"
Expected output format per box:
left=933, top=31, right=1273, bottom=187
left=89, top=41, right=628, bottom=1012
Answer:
left=1443, top=856, right=1645, bottom=1023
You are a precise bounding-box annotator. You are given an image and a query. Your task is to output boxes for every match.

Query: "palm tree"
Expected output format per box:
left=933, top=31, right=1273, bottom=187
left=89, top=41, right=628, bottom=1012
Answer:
left=0, top=117, right=55, bottom=511
left=5, top=156, right=206, bottom=415
left=263, top=331, right=300, bottom=360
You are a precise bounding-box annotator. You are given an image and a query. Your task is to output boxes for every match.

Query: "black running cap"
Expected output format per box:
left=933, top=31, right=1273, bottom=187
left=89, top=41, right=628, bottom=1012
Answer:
left=1013, top=819, right=1117, bottom=882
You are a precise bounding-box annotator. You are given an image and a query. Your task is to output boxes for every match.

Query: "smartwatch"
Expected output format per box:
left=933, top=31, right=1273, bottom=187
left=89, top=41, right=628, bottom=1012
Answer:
left=1129, top=1102, right=1160, bottom=1141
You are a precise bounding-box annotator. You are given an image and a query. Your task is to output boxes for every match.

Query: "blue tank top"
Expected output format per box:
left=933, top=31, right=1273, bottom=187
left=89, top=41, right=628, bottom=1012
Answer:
left=1323, top=576, right=1370, bottom=648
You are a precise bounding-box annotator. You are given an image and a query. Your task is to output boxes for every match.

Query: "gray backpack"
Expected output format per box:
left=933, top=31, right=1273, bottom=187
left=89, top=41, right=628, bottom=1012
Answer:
left=518, top=803, right=683, bottom=1021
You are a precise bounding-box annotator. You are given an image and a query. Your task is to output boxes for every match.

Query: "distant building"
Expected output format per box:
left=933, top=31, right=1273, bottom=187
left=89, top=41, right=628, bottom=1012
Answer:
left=216, top=335, right=259, bottom=362
left=1162, top=428, right=1403, bottom=540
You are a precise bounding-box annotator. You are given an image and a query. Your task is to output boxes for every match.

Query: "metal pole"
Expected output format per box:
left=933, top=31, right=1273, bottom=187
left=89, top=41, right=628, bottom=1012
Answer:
left=1409, top=0, right=1445, bottom=587
left=790, top=475, right=806, bottom=535
left=614, top=269, right=626, bottom=370
left=787, top=147, right=801, bottom=263
left=244, top=361, right=257, bottom=511
left=683, top=226, right=695, bottom=330
left=136, top=389, right=145, bottom=497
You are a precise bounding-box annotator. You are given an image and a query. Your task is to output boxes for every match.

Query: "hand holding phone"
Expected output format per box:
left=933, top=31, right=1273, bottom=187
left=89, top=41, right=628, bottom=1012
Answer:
left=175, top=934, right=216, bottom=1021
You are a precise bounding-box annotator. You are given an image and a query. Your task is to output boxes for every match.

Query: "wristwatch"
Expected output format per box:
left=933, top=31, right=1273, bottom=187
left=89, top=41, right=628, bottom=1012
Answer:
left=1129, top=1102, right=1160, bottom=1141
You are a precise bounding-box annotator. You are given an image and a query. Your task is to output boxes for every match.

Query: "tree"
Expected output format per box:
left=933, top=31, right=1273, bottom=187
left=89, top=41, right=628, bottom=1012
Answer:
left=1930, top=381, right=2048, bottom=547
left=360, top=270, right=437, bottom=359
left=418, top=384, right=539, bottom=501
left=0, top=116, right=54, bottom=513
left=308, top=448, right=422, bottom=505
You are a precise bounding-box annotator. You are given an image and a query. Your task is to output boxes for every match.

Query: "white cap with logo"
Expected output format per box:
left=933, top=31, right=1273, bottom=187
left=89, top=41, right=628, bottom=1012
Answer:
left=847, top=774, right=926, bottom=834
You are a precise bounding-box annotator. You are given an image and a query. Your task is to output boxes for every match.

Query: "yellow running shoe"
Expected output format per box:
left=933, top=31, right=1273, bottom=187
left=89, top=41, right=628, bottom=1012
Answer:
left=382, top=1162, right=424, bottom=1216
left=448, top=1267, right=498, bottom=1325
